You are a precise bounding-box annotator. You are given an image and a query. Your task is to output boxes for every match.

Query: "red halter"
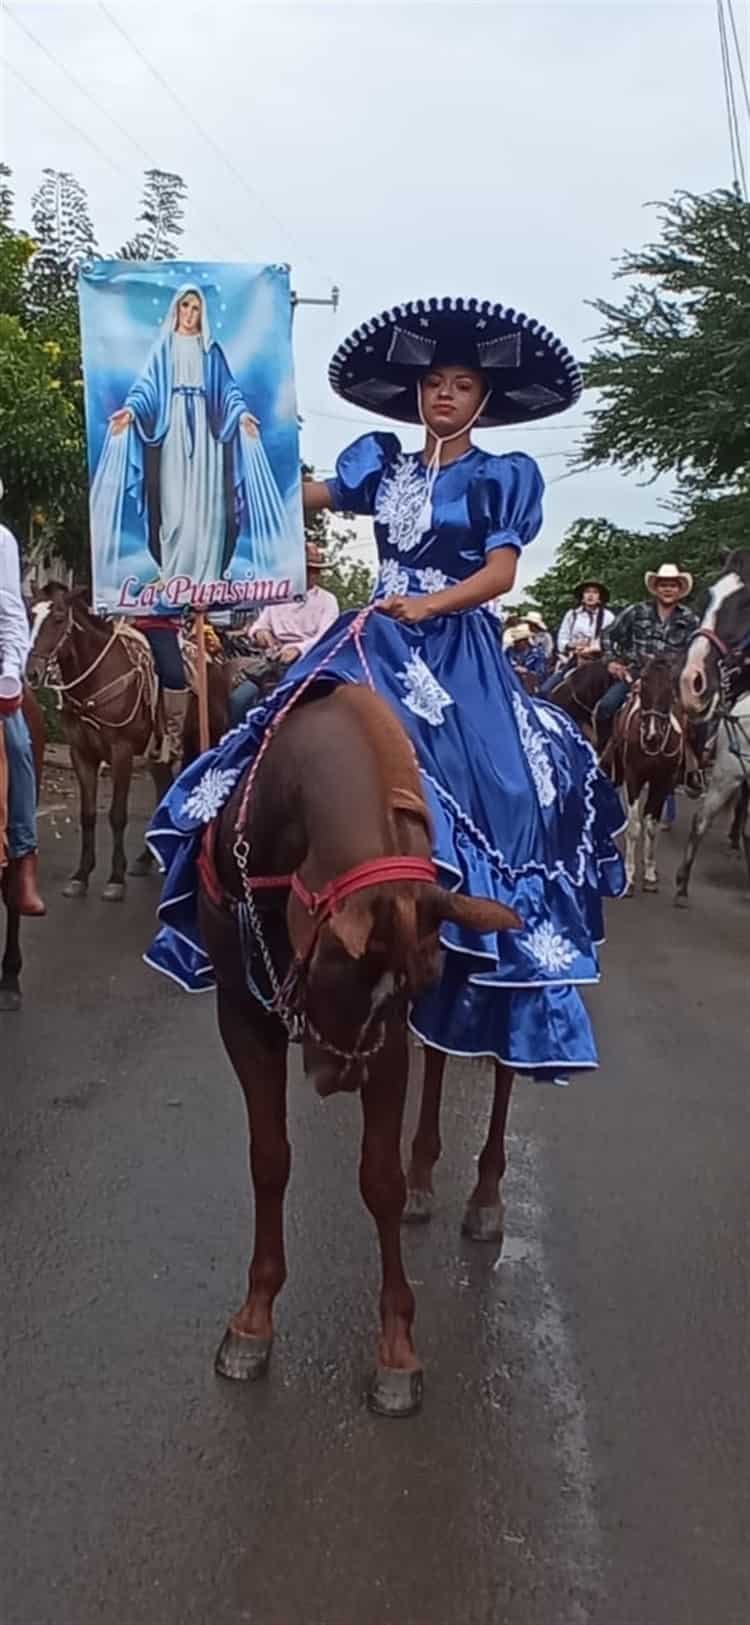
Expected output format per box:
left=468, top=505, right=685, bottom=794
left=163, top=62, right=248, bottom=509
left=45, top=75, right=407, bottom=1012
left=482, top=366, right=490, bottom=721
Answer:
left=198, top=821, right=436, bottom=919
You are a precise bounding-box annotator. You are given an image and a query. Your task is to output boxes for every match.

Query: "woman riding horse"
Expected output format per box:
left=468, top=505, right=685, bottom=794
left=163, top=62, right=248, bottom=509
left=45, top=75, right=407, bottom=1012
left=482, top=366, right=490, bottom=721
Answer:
left=143, top=297, right=627, bottom=1409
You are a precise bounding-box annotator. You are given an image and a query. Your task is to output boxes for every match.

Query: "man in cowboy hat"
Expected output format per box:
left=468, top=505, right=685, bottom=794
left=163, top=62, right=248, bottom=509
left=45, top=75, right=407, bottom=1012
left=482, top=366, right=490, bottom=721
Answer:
left=526, top=610, right=555, bottom=667
left=0, top=485, right=45, bottom=914
left=595, top=562, right=698, bottom=752
left=504, top=621, right=548, bottom=682
left=541, top=579, right=613, bottom=697
left=226, top=539, right=339, bottom=725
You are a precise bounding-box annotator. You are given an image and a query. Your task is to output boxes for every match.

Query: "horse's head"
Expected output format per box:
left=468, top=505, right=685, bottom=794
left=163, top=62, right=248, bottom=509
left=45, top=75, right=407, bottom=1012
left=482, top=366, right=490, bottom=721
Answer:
left=26, top=584, right=73, bottom=687
left=681, top=550, right=750, bottom=717
left=297, top=878, right=520, bottom=1099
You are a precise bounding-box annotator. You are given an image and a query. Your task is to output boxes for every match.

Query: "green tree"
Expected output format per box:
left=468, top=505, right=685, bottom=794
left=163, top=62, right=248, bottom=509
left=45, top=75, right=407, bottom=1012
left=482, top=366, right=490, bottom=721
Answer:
left=119, top=169, right=187, bottom=261
left=579, top=188, right=750, bottom=490
left=28, top=168, right=98, bottom=311
left=323, top=527, right=375, bottom=612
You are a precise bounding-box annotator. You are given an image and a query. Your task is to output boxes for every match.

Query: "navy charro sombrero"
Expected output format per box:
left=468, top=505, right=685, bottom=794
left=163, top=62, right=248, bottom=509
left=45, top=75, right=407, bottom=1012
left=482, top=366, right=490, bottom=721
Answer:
left=329, top=297, right=583, bottom=428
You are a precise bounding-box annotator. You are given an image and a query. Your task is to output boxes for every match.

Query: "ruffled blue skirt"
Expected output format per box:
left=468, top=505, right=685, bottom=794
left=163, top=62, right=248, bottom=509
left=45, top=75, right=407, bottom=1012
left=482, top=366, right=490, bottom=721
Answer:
left=145, top=606, right=625, bottom=1081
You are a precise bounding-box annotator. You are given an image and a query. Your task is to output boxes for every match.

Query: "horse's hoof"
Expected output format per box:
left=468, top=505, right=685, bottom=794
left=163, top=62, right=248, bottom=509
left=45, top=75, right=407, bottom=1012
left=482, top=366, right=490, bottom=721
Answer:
left=62, top=878, right=88, bottom=899
left=673, top=892, right=689, bottom=909
left=101, top=882, right=126, bottom=903
left=402, top=1189, right=434, bottom=1224
left=0, top=984, right=21, bottom=1013
left=367, top=1365, right=423, bottom=1419
left=129, top=852, right=154, bottom=877
left=642, top=877, right=659, bottom=893
left=214, top=1327, right=272, bottom=1382
left=462, top=1202, right=504, bottom=1244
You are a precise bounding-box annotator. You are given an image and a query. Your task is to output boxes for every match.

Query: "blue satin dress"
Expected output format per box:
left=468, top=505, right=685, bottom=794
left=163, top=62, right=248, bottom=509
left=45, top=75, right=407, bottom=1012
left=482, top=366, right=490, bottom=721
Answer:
left=145, top=433, right=625, bottom=1081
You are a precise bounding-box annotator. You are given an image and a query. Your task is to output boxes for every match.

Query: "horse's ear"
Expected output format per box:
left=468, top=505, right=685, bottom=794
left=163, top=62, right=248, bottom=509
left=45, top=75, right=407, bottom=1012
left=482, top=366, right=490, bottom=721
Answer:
left=426, top=887, right=522, bottom=936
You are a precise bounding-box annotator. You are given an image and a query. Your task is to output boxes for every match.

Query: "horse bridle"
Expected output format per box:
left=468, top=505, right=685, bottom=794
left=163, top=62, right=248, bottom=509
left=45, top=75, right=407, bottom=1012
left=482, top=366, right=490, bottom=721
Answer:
left=688, top=625, right=750, bottom=712
left=33, top=605, right=147, bottom=730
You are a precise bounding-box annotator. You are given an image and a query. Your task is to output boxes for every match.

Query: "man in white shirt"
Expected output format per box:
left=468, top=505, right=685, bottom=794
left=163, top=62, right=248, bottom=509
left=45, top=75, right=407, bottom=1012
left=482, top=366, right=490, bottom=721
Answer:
left=0, top=495, right=45, bottom=914
left=541, top=580, right=613, bottom=697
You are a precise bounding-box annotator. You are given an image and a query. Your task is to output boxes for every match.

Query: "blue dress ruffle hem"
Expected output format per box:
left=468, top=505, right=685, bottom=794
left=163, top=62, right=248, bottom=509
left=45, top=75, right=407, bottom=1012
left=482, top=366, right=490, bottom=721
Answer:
left=145, top=432, right=626, bottom=1084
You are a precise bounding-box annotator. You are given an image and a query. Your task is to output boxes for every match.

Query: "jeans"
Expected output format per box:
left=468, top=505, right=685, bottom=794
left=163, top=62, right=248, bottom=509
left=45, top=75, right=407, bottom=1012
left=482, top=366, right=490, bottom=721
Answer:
left=4, top=707, right=37, bottom=857
left=228, top=678, right=260, bottom=728
left=540, top=663, right=571, bottom=698
left=144, top=629, right=186, bottom=690
left=595, top=679, right=630, bottom=723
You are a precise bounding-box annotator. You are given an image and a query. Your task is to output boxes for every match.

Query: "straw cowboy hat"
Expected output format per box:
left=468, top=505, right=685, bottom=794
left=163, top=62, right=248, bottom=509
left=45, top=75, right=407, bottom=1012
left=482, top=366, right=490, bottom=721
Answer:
left=526, top=611, right=548, bottom=630
left=644, top=562, right=693, bottom=597
left=504, top=622, right=533, bottom=647
left=329, top=296, right=582, bottom=428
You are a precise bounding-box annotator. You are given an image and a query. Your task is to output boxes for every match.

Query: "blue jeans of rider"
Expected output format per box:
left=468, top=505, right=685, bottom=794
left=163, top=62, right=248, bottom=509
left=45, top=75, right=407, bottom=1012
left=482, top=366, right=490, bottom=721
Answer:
left=4, top=708, right=37, bottom=857
left=595, top=679, right=630, bottom=728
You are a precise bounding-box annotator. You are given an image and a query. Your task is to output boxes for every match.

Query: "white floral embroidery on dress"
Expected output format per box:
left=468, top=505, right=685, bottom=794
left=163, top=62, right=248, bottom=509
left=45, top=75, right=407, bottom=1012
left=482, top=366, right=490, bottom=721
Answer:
left=379, top=558, right=410, bottom=597
left=538, top=707, right=563, bottom=737
left=512, top=690, right=556, bottom=807
left=182, top=765, right=240, bottom=824
left=375, top=455, right=430, bottom=554
left=398, top=652, right=454, bottom=726
left=415, top=567, right=449, bottom=594
left=526, top=920, right=577, bottom=974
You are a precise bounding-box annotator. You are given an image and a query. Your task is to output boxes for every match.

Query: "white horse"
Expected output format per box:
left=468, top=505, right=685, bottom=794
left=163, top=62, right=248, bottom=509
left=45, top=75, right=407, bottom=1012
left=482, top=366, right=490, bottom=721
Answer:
left=674, top=694, right=750, bottom=905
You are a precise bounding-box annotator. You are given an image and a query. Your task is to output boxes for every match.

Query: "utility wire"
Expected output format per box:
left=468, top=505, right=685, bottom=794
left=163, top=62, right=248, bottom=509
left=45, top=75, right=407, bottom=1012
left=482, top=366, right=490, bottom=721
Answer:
left=3, top=58, right=127, bottom=176
left=717, top=0, right=748, bottom=197
left=5, top=5, right=254, bottom=255
left=97, top=1, right=337, bottom=283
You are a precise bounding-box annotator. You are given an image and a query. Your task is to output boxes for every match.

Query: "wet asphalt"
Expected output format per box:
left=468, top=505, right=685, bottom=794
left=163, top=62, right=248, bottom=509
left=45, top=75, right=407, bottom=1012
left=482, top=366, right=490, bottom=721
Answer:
left=1, top=793, right=748, bottom=1625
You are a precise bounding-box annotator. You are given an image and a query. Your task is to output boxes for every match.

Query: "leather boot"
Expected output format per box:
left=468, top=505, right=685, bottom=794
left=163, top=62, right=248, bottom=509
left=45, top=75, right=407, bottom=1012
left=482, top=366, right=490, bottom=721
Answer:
left=7, top=851, right=46, bottom=916
left=162, top=688, right=190, bottom=766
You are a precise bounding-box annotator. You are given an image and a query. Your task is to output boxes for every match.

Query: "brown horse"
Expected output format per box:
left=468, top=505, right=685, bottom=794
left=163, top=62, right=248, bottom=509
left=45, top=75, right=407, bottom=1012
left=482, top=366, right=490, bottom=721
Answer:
left=27, top=586, right=164, bottom=901
left=546, top=657, right=611, bottom=743
left=198, top=683, right=518, bottom=1417
left=605, top=655, right=684, bottom=896
left=1, top=688, right=45, bottom=1011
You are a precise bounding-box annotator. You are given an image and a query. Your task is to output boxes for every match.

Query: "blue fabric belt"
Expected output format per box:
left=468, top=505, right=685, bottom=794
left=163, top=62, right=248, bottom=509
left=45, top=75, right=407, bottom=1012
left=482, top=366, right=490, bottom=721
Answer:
left=172, top=385, right=206, bottom=457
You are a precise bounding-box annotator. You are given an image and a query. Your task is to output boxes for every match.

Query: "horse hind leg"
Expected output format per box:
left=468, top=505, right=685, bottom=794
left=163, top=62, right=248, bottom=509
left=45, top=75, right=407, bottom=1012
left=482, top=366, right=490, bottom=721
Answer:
left=130, top=760, right=172, bottom=876
left=462, top=1064, right=515, bottom=1245
left=403, top=1045, right=446, bottom=1223
left=674, top=778, right=734, bottom=907
left=361, top=1028, right=423, bottom=1418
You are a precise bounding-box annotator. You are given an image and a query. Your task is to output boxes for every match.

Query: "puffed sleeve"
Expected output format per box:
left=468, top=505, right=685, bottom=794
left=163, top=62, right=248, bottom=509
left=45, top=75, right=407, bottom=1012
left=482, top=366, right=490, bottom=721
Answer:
left=468, top=453, right=544, bottom=555
left=326, top=432, right=401, bottom=516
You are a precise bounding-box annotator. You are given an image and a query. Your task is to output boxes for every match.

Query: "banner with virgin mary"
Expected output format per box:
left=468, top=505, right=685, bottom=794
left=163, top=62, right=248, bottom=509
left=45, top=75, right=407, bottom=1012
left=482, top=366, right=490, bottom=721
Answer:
left=79, top=261, right=305, bottom=616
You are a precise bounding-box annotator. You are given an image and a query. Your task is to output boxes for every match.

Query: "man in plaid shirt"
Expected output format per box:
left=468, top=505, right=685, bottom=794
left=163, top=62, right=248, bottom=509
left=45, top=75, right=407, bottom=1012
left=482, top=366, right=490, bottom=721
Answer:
left=595, top=563, right=698, bottom=751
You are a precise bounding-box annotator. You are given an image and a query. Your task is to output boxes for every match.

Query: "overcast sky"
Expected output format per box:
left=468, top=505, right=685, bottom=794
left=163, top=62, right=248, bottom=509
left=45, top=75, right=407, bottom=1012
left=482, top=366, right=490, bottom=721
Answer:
left=2, top=0, right=741, bottom=591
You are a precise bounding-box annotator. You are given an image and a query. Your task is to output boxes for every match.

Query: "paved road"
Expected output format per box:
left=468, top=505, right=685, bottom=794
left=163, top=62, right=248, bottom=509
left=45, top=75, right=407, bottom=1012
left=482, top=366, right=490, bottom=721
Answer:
left=1, top=795, right=748, bottom=1625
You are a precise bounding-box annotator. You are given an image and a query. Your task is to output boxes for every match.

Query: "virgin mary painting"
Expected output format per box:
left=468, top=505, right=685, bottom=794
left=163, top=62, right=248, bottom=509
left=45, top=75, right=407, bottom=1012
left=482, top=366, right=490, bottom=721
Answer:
left=91, top=283, right=290, bottom=584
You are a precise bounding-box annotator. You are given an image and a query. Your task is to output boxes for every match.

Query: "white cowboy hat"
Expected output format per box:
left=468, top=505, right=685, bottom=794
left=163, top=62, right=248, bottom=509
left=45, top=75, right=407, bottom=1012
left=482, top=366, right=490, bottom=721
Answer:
left=644, top=562, right=693, bottom=597
left=526, top=611, right=547, bottom=629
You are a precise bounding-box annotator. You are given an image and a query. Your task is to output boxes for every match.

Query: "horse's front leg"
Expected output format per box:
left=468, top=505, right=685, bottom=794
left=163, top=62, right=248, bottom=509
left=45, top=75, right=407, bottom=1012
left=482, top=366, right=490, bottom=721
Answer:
left=403, top=1044, right=446, bottom=1223
left=361, top=1027, right=422, bottom=1418
left=214, top=986, right=290, bottom=1381
left=102, top=739, right=134, bottom=900
left=0, top=903, right=22, bottom=1012
left=62, top=742, right=98, bottom=898
left=642, top=785, right=665, bottom=893
left=462, top=1063, right=515, bottom=1244
left=623, top=783, right=642, bottom=897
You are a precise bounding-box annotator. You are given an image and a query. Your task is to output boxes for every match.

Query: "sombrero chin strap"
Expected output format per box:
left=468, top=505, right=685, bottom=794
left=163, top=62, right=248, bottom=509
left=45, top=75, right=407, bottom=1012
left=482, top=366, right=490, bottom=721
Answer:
left=417, top=382, right=492, bottom=523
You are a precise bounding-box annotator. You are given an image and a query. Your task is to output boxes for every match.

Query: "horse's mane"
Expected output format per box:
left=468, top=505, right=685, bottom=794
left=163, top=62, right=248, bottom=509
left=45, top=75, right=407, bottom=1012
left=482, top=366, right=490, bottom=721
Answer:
left=331, top=685, right=430, bottom=833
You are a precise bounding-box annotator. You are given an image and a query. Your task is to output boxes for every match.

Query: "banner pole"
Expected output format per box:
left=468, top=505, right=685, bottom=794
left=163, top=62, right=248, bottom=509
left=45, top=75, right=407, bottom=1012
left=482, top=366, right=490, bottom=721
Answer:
left=195, top=612, right=210, bottom=755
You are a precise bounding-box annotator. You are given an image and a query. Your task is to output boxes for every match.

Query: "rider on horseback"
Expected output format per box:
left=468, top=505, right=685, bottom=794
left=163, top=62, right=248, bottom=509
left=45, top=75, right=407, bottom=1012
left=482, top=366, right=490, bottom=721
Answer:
left=541, top=579, right=613, bottom=697
left=0, top=491, right=45, bottom=915
left=596, top=563, right=703, bottom=790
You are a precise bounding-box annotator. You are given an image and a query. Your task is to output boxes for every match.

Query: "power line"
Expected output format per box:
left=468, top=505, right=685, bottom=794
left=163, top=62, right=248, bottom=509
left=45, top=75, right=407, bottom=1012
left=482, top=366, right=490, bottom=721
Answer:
left=5, top=5, right=252, bottom=256
left=303, top=405, right=587, bottom=434
left=717, top=0, right=748, bottom=198
left=3, top=58, right=127, bottom=176
left=97, top=2, right=336, bottom=283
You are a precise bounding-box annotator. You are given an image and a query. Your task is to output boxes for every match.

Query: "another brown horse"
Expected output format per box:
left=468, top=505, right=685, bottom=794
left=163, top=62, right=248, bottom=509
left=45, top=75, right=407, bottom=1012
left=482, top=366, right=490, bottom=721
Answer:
left=605, top=656, right=684, bottom=896
left=546, top=657, right=611, bottom=743
left=1, top=688, right=45, bottom=1012
left=198, top=683, right=518, bottom=1417
left=27, top=586, right=164, bottom=901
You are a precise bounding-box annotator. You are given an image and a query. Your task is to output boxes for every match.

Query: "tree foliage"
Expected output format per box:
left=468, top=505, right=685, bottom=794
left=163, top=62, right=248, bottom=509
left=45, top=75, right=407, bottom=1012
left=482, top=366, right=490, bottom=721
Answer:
left=118, top=168, right=187, bottom=262
left=578, top=189, right=750, bottom=490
